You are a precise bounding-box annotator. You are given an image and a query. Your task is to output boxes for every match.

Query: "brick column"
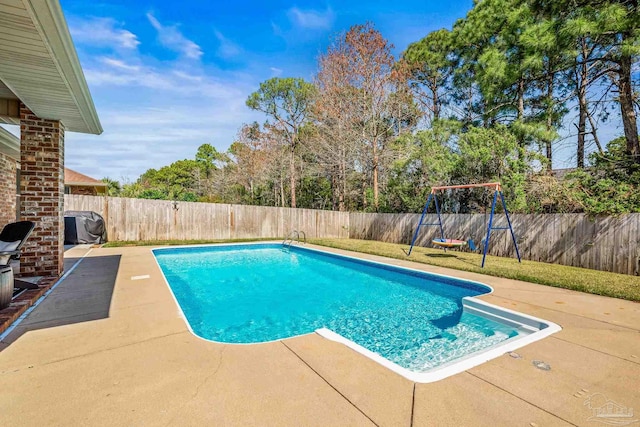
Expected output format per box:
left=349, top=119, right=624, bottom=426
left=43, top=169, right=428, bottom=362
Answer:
left=0, top=152, right=17, bottom=225
left=19, top=104, right=65, bottom=277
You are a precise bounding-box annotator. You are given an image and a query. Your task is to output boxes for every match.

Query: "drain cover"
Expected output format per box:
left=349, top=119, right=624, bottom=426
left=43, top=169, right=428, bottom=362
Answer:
left=532, top=360, right=551, bottom=371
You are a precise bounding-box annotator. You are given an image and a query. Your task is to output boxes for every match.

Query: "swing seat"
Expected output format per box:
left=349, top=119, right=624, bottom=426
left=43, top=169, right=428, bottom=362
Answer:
left=432, top=238, right=467, bottom=248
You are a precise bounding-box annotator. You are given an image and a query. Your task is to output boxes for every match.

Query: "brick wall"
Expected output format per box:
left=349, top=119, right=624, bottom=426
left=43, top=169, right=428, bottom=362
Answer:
left=19, top=104, right=65, bottom=277
left=0, top=152, right=17, bottom=226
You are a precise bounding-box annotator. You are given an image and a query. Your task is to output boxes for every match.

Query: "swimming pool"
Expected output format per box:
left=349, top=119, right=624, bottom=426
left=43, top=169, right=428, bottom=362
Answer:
left=153, top=243, right=560, bottom=382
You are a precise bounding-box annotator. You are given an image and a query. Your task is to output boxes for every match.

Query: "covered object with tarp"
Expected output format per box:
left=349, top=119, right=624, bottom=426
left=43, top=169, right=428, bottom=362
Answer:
left=64, top=211, right=107, bottom=244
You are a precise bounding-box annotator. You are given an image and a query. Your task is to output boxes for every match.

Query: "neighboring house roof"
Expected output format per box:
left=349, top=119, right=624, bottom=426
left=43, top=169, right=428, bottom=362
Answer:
left=64, top=168, right=107, bottom=187
left=0, top=0, right=102, bottom=134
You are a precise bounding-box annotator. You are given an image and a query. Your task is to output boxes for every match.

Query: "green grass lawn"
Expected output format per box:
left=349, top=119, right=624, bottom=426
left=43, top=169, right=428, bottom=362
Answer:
left=309, top=238, right=640, bottom=302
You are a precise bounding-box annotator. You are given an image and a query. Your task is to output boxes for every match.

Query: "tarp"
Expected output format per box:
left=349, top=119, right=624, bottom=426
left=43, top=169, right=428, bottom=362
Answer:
left=64, top=211, right=107, bottom=244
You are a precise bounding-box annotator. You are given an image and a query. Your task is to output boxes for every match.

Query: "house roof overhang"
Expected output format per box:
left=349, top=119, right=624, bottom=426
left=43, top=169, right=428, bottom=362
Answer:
left=0, top=0, right=102, bottom=135
left=0, top=126, right=19, bottom=160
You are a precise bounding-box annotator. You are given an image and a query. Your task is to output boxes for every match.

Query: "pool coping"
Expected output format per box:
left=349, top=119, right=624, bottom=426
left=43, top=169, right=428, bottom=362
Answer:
left=2, top=243, right=639, bottom=426
left=151, top=241, right=561, bottom=383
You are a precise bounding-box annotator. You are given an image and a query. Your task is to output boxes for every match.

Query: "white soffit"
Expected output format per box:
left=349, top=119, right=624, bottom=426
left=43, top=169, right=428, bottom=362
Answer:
left=0, top=126, right=19, bottom=160
left=0, top=0, right=102, bottom=135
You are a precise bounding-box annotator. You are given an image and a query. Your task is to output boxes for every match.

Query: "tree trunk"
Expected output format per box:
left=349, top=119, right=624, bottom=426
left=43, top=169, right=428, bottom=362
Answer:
left=339, top=157, right=346, bottom=212
left=466, top=86, right=474, bottom=126
left=576, top=85, right=586, bottom=168
left=545, top=72, right=554, bottom=170
left=289, top=146, right=296, bottom=208
left=586, top=109, right=604, bottom=154
left=280, top=175, right=285, bottom=207
left=362, top=179, right=367, bottom=210
left=372, top=138, right=379, bottom=211
left=517, top=79, right=524, bottom=120
left=576, top=44, right=589, bottom=169
left=431, top=77, right=440, bottom=122
left=618, top=52, right=640, bottom=162
left=576, top=113, right=586, bottom=168
left=331, top=166, right=339, bottom=211
left=517, top=78, right=525, bottom=150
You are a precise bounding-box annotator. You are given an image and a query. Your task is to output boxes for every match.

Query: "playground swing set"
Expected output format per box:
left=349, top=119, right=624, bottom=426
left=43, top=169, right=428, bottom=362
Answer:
left=405, top=182, right=521, bottom=268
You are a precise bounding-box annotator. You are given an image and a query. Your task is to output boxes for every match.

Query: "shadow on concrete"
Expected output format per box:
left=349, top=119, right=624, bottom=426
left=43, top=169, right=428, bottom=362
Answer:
left=1, top=254, right=121, bottom=346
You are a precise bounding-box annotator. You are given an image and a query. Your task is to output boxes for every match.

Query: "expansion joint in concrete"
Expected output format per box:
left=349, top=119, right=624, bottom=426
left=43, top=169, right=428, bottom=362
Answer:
left=280, top=340, right=379, bottom=426
left=466, top=371, right=577, bottom=426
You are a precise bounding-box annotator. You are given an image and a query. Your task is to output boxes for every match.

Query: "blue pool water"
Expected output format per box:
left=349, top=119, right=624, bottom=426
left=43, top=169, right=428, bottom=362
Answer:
left=154, top=244, right=529, bottom=372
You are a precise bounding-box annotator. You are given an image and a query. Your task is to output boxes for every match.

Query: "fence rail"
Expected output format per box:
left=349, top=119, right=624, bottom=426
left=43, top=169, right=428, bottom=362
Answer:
left=65, top=195, right=640, bottom=275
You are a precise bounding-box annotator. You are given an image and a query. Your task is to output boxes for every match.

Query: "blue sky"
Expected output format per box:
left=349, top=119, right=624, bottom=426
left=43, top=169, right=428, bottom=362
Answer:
left=6, top=0, right=620, bottom=181
left=56, top=0, right=473, bottom=182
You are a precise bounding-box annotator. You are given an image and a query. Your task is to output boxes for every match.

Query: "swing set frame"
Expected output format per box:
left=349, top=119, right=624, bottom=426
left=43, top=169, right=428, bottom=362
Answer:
left=406, top=182, right=521, bottom=267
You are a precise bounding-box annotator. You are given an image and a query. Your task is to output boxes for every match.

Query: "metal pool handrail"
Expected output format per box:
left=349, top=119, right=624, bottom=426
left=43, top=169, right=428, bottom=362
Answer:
left=282, top=230, right=306, bottom=249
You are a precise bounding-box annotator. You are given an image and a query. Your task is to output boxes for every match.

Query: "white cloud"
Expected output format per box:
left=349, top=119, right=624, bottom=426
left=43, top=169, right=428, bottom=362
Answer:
left=70, top=17, right=140, bottom=50
left=65, top=98, right=261, bottom=181
left=84, top=62, right=240, bottom=99
left=64, top=15, right=268, bottom=182
left=172, top=70, right=203, bottom=82
left=84, top=67, right=173, bottom=91
left=270, top=67, right=283, bottom=76
left=214, top=30, right=241, bottom=59
left=286, top=7, right=335, bottom=30
left=99, top=57, right=141, bottom=72
left=271, top=21, right=283, bottom=37
left=146, top=13, right=203, bottom=60
left=67, top=47, right=261, bottom=180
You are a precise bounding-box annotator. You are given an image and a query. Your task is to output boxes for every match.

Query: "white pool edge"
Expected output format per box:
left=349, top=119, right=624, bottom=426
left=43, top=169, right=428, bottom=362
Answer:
left=316, top=297, right=561, bottom=383
left=152, top=241, right=562, bottom=382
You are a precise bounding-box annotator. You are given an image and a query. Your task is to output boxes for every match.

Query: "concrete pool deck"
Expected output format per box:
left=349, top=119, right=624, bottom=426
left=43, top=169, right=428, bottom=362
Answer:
left=0, top=243, right=638, bottom=426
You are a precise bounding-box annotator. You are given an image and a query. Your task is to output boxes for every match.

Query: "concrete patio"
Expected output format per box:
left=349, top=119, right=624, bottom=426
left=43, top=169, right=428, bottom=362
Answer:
left=0, top=243, right=638, bottom=426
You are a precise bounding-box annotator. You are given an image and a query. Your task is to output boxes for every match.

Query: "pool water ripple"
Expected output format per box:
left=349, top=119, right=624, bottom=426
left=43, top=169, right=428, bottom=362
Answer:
left=154, top=244, right=530, bottom=373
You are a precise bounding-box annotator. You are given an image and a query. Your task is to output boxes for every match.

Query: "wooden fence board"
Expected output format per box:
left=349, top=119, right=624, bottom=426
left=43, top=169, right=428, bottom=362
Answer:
left=64, top=196, right=351, bottom=243
left=63, top=195, right=639, bottom=275
left=347, top=211, right=640, bottom=275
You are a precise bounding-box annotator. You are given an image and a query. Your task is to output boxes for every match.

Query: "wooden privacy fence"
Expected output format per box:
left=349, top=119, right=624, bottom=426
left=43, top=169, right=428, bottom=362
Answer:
left=64, top=195, right=349, bottom=242
left=65, top=195, right=640, bottom=275
left=349, top=212, right=640, bottom=276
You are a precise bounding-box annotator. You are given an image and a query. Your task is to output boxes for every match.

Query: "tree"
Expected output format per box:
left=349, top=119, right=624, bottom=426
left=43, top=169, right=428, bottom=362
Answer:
left=326, top=23, right=417, bottom=211
left=138, top=159, right=201, bottom=201
left=565, top=135, right=640, bottom=214
left=195, top=143, right=228, bottom=199
left=387, top=122, right=457, bottom=212
left=313, top=37, right=362, bottom=210
left=454, top=125, right=534, bottom=211
left=534, top=0, right=640, bottom=162
left=195, top=143, right=224, bottom=178
left=402, top=29, right=454, bottom=125
left=246, top=77, right=316, bottom=208
left=519, top=14, right=570, bottom=168
left=572, top=35, right=604, bottom=167
left=101, top=177, right=121, bottom=196
left=227, top=123, right=269, bottom=204
left=569, top=0, right=640, bottom=162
